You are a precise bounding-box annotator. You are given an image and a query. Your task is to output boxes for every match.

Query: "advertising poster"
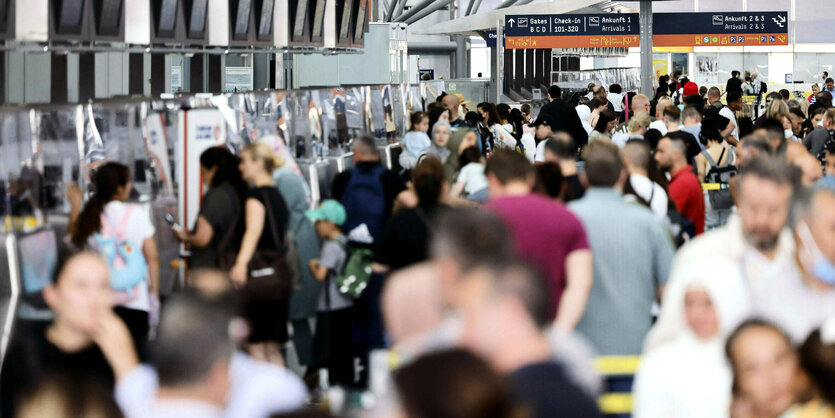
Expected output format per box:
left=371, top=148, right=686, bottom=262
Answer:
left=176, top=109, right=227, bottom=231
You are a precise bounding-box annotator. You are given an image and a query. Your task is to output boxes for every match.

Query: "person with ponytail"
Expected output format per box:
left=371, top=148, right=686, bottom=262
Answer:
left=69, top=162, right=160, bottom=357
left=173, top=147, right=247, bottom=269
left=232, top=142, right=291, bottom=364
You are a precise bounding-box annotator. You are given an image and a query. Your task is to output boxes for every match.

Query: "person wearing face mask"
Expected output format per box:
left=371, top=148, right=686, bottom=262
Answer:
left=749, top=184, right=835, bottom=343
left=633, top=257, right=752, bottom=418
left=726, top=320, right=799, bottom=418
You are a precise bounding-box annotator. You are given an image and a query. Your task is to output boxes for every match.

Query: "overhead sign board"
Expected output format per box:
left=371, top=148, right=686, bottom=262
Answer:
left=504, top=13, right=639, bottom=49
left=653, top=12, right=789, bottom=47
left=503, top=11, right=788, bottom=49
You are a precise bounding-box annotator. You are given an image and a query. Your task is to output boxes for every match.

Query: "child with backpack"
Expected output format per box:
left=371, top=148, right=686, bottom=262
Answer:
left=306, top=199, right=355, bottom=386
left=452, top=146, right=489, bottom=203
left=67, top=162, right=159, bottom=359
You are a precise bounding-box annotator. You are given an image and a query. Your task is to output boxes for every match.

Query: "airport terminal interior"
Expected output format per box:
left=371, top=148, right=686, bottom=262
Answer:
left=1, top=0, right=835, bottom=417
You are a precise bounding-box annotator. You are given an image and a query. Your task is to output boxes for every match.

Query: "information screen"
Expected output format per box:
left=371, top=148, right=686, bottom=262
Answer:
left=338, top=0, right=353, bottom=42
left=234, top=0, right=252, bottom=36
left=311, top=0, right=326, bottom=40
left=293, top=0, right=308, bottom=38
left=258, top=0, right=274, bottom=37
left=157, top=0, right=178, bottom=33
left=188, top=0, right=208, bottom=35
left=354, top=0, right=367, bottom=43
left=97, top=0, right=123, bottom=36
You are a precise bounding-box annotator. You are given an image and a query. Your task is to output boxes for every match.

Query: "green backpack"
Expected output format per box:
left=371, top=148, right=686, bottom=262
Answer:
left=333, top=238, right=374, bottom=299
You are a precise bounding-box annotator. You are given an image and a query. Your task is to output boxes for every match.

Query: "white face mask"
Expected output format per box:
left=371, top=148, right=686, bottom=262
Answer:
left=785, top=128, right=794, bottom=139
left=818, top=119, right=825, bottom=127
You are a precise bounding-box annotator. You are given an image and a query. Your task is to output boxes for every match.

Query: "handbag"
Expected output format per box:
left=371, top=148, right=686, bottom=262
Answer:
left=218, top=188, right=292, bottom=300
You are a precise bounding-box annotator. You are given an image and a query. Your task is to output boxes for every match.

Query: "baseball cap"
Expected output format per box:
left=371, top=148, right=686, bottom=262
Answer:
left=305, top=200, right=347, bottom=226
left=683, top=81, right=699, bottom=97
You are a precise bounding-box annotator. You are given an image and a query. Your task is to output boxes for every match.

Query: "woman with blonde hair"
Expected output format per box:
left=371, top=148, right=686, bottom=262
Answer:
left=232, top=141, right=292, bottom=364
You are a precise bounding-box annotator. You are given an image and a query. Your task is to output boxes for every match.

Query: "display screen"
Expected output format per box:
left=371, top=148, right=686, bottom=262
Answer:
left=157, top=0, right=178, bottom=33
left=233, top=0, right=251, bottom=36
left=17, top=230, right=57, bottom=295
left=0, top=0, right=10, bottom=33
left=311, top=0, right=326, bottom=40
left=293, top=0, right=307, bottom=38
left=258, top=0, right=274, bottom=37
left=354, top=0, right=367, bottom=43
left=338, top=0, right=352, bottom=42
left=97, top=0, right=123, bottom=36
left=59, top=0, right=84, bottom=27
left=188, top=0, right=208, bottom=35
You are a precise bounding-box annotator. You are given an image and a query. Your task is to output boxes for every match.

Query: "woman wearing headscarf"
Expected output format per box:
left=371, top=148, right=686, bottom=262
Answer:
left=441, top=127, right=478, bottom=185
left=426, top=121, right=452, bottom=164
left=633, top=257, right=752, bottom=418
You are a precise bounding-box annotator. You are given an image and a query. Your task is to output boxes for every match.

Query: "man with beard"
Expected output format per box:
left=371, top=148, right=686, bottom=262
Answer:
left=667, top=156, right=798, bottom=328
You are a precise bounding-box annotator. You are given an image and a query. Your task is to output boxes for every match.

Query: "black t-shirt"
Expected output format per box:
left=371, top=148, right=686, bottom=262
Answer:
left=563, top=174, right=586, bottom=203
left=376, top=204, right=449, bottom=271
left=668, top=131, right=702, bottom=165
left=726, top=78, right=743, bottom=95
left=540, top=99, right=590, bottom=148
left=247, top=186, right=289, bottom=251
left=332, top=161, right=407, bottom=220
left=192, top=184, right=242, bottom=269
left=508, top=361, right=602, bottom=418
left=1, top=324, right=115, bottom=418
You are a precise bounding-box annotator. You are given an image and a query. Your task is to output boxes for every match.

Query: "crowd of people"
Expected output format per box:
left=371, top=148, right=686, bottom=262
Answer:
left=2, top=70, right=835, bottom=418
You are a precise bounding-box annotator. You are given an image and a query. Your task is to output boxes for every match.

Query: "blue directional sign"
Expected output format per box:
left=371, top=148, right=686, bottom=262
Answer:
left=504, top=14, right=639, bottom=49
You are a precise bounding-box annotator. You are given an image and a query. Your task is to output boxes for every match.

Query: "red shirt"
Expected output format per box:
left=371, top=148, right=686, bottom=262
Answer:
left=669, top=165, right=706, bottom=235
left=485, top=194, right=590, bottom=318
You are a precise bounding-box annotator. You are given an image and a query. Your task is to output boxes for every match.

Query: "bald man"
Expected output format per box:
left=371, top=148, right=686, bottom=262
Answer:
left=614, top=94, right=652, bottom=135
left=441, top=94, right=465, bottom=127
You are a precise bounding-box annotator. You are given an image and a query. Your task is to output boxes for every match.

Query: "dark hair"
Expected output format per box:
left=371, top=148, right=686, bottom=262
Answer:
left=520, top=103, right=531, bottom=116
left=458, top=146, right=482, bottom=168
left=788, top=108, right=805, bottom=121
left=663, top=105, right=681, bottom=121
left=484, top=149, right=533, bottom=185
left=726, top=91, right=743, bottom=104
left=496, top=103, right=511, bottom=123
left=593, top=109, right=617, bottom=133
left=582, top=141, right=624, bottom=187
left=779, top=89, right=791, bottom=101
left=548, top=85, right=561, bottom=100
left=592, top=96, right=608, bottom=109
left=72, top=162, right=131, bottom=248
left=534, top=162, right=563, bottom=200
left=731, top=70, right=740, bottom=78
left=827, top=77, right=835, bottom=84
left=199, top=147, right=246, bottom=202
left=428, top=106, right=450, bottom=133
left=412, top=156, right=446, bottom=206
left=810, top=106, right=827, bottom=120
left=464, top=111, right=482, bottom=127
left=644, top=128, right=664, bottom=151
left=682, top=94, right=705, bottom=110
left=799, top=328, right=835, bottom=405
left=480, top=103, right=502, bottom=126
left=767, top=91, right=784, bottom=102
left=725, top=319, right=793, bottom=395
left=545, top=133, right=577, bottom=160
left=394, top=349, right=518, bottom=418
left=410, top=111, right=429, bottom=131
left=609, top=83, right=623, bottom=94
left=508, top=108, right=524, bottom=140
left=151, top=293, right=234, bottom=388
left=827, top=141, right=835, bottom=155
left=700, top=119, right=723, bottom=145
left=432, top=209, right=514, bottom=271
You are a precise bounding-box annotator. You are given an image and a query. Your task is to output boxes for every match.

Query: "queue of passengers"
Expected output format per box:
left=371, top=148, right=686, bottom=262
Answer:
left=2, top=77, right=835, bottom=418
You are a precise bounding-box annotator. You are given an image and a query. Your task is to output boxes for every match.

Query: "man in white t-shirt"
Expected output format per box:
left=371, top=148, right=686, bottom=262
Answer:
left=720, top=91, right=743, bottom=146
left=532, top=115, right=556, bottom=162
left=623, top=140, right=668, bottom=220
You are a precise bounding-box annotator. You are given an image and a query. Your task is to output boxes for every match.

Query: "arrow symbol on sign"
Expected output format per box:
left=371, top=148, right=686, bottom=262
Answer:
left=508, top=18, right=515, bottom=27
left=772, top=15, right=786, bottom=28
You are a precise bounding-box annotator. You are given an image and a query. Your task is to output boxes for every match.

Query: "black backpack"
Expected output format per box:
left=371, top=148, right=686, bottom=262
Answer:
left=649, top=184, right=696, bottom=248
left=701, top=148, right=737, bottom=210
